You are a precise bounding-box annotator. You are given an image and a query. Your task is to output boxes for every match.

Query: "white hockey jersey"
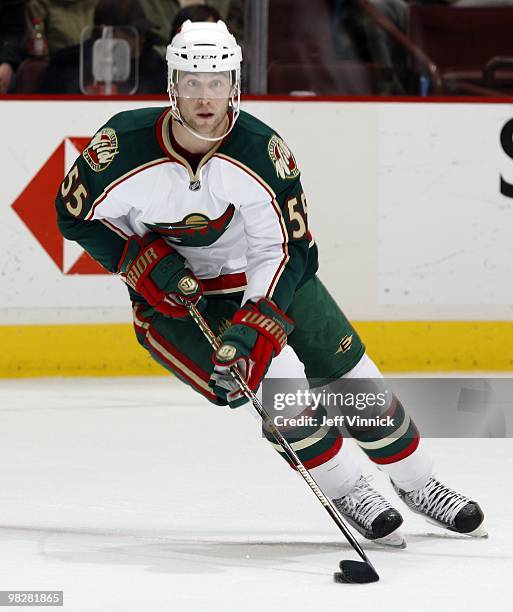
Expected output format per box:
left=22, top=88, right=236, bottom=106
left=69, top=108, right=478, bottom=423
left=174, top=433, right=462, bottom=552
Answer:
left=56, top=108, right=318, bottom=311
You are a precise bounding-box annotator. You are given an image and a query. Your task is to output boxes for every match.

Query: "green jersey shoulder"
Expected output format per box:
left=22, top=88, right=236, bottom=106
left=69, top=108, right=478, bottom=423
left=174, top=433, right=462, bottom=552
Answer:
left=219, top=110, right=301, bottom=195
left=57, top=107, right=166, bottom=220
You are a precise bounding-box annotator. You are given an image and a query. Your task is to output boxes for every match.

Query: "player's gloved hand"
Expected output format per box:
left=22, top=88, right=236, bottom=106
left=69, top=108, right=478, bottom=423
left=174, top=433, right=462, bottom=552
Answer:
left=118, top=233, right=205, bottom=318
left=210, top=298, right=294, bottom=408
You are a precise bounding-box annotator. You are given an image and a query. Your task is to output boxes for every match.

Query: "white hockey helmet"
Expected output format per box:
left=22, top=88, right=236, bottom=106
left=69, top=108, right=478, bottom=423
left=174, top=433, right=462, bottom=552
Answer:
left=166, top=20, right=243, bottom=142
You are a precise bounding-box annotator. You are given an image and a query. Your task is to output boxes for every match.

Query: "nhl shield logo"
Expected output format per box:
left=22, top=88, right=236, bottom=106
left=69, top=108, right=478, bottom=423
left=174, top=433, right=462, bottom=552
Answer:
left=268, top=135, right=300, bottom=180
left=83, top=127, right=119, bottom=172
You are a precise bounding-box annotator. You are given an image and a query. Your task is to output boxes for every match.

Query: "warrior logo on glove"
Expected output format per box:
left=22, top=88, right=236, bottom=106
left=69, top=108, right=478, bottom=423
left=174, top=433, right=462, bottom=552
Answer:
left=210, top=298, right=295, bottom=408
left=118, top=233, right=206, bottom=319
left=178, top=276, right=199, bottom=295
left=216, top=345, right=237, bottom=361
left=240, top=311, right=288, bottom=351
left=125, top=246, right=159, bottom=289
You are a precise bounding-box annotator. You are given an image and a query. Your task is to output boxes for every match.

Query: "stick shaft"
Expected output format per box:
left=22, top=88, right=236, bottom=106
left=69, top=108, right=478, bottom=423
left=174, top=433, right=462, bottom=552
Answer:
left=186, top=301, right=375, bottom=568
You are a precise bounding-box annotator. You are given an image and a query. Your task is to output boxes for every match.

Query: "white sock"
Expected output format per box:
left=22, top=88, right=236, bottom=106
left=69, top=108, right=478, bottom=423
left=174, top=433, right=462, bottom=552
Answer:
left=309, top=441, right=362, bottom=499
left=341, top=354, right=434, bottom=492
left=379, top=438, right=434, bottom=492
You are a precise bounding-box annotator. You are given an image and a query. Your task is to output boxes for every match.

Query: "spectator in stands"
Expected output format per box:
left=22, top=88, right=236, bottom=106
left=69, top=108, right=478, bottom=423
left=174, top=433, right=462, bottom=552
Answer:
left=95, top=0, right=166, bottom=92
left=331, top=0, right=408, bottom=92
left=207, top=0, right=244, bottom=43
left=362, top=0, right=408, bottom=84
left=139, top=0, right=180, bottom=59
left=170, top=4, right=221, bottom=40
left=25, top=0, right=99, bottom=55
left=139, top=0, right=243, bottom=61
left=0, top=0, right=27, bottom=93
left=40, top=0, right=167, bottom=94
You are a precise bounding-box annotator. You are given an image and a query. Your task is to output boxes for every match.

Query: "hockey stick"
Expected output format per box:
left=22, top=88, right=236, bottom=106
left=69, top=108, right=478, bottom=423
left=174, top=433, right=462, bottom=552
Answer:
left=183, top=300, right=379, bottom=584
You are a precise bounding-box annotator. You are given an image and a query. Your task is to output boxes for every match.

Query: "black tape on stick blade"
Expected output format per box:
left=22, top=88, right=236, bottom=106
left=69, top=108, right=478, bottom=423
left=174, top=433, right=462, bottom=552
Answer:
left=334, top=561, right=380, bottom=584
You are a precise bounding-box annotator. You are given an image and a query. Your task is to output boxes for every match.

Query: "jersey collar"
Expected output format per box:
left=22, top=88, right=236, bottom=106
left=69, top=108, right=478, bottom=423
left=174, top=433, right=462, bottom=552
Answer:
left=156, top=107, right=231, bottom=186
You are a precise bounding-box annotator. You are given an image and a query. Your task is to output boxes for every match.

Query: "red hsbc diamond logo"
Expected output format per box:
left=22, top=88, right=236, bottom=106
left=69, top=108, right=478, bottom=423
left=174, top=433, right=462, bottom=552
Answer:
left=11, top=137, right=108, bottom=275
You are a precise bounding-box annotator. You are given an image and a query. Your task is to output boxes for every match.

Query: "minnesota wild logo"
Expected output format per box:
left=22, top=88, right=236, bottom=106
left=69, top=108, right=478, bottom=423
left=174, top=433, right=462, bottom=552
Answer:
left=145, top=204, right=235, bottom=247
left=83, top=127, right=118, bottom=172
left=268, top=134, right=299, bottom=180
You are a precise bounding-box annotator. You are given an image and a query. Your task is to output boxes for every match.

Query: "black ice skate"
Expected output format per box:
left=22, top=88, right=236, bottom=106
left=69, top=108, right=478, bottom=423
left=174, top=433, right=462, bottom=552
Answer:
left=333, top=476, right=406, bottom=548
left=392, top=476, right=487, bottom=537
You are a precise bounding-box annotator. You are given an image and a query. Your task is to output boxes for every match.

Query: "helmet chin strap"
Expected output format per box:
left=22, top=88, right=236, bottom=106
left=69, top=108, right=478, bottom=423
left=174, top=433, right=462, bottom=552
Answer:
left=170, top=90, right=240, bottom=143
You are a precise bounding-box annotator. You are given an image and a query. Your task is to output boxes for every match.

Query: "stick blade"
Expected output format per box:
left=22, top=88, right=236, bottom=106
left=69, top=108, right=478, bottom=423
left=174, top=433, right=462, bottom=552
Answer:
left=335, top=560, right=379, bottom=584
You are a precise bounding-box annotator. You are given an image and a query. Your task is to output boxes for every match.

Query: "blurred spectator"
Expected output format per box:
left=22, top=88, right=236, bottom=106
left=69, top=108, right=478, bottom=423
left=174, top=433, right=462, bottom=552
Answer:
left=170, top=4, right=221, bottom=40
left=347, top=0, right=513, bottom=94
left=180, top=0, right=243, bottom=40
left=25, top=0, right=99, bottom=55
left=139, top=0, right=243, bottom=60
left=360, top=0, right=407, bottom=75
left=207, top=0, right=244, bottom=43
left=0, top=0, right=27, bottom=93
left=139, top=0, right=180, bottom=58
left=40, top=0, right=167, bottom=94
left=331, top=0, right=408, bottom=92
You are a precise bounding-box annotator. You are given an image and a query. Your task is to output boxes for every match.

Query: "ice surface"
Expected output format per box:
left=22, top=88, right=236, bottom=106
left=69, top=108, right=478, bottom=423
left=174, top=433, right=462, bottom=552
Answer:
left=0, top=377, right=510, bottom=612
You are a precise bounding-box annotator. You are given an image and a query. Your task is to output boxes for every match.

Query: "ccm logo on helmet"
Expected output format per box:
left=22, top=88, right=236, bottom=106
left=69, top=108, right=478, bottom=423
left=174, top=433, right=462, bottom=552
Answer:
left=192, top=54, right=218, bottom=60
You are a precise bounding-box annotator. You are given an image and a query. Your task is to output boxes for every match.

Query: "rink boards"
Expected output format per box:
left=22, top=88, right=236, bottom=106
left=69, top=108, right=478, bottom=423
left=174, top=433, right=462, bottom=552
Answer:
left=1, top=97, right=513, bottom=375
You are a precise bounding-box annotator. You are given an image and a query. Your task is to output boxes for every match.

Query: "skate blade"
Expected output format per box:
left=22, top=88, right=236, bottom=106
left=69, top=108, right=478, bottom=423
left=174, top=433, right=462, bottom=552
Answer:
left=373, top=530, right=407, bottom=549
left=425, top=517, right=488, bottom=538
left=465, top=524, right=488, bottom=538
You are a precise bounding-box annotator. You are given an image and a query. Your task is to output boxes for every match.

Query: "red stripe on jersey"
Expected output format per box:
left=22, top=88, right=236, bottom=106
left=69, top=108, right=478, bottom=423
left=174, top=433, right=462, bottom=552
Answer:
left=202, top=272, right=247, bottom=293
left=149, top=328, right=211, bottom=382
left=265, top=196, right=289, bottom=301
left=147, top=331, right=218, bottom=401
left=100, top=218, right=130, bottom=240
left=290, top=434, right=343, bottom=471
left=132, top=303, right=152, bottom=334
left=86, top=159, right=169, bottom=220
left=155, top=108, right=188, bottom=167
left=214, top=153, right=289, bottom=301
left=371, top=434, right=420, bottom=465
left=383, top=395, right=399, bottom=419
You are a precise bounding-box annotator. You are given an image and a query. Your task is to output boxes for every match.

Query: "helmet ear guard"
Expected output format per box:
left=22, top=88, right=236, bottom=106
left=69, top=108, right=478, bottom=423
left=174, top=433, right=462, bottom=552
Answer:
left=166, top=20, right=242, bottom=142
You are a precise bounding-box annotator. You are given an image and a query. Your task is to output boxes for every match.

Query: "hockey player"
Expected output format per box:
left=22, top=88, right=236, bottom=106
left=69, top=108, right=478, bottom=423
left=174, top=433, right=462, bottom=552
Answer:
left=55, top=20, right=485, bottom=545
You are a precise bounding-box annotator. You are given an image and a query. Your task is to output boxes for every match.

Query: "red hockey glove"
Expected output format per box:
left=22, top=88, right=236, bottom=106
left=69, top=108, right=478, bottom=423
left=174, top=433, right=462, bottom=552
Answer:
left=210, top=298, right=294, bottom=408
left=118, top=234, right=205, bottom=318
